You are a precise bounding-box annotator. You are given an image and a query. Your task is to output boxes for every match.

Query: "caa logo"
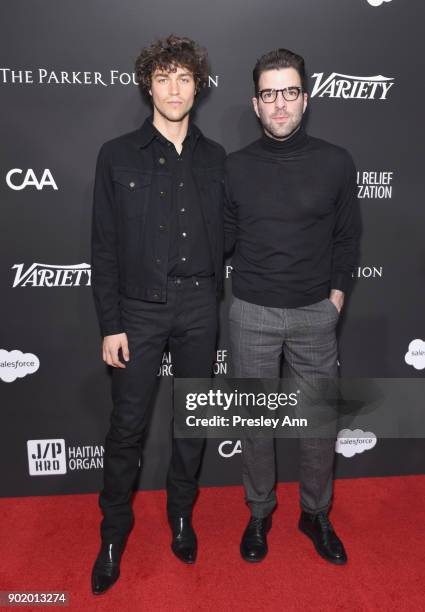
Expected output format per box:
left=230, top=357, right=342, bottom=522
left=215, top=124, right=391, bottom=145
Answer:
left=6, top=169, right=58, bottom=190
left=367, top=0, right=391, bottom=6
left=0, top=349, right=39, bottom=383
left=27, top=439, right=67, bottom=475
left=404, top=339, right=425, bottom=370
left=218, top=440, right=242, bottom=458
left=335, top=429, right=377, bottom=458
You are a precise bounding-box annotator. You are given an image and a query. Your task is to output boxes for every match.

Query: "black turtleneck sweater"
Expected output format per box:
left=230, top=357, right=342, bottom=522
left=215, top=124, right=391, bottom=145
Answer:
left=224, top=126, right=361, bottom=308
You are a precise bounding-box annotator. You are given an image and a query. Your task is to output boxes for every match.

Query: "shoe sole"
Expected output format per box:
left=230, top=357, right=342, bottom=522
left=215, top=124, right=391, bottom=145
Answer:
left=298, top=524, right=347, bottom=565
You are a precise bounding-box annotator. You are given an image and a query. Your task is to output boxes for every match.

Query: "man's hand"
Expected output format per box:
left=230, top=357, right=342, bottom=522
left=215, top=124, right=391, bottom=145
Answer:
left=329, top=289, right=345, bottom=314
left=102, top=333, right=130, bottom=368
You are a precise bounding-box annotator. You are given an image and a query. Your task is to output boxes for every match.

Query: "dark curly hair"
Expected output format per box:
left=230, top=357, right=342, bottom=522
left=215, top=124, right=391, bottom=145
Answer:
left=135, top=34, right=209, bottom=95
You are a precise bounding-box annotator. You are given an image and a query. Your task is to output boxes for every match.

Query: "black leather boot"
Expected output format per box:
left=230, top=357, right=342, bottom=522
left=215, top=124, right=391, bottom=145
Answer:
left=91, top=540, right=125, bottom=595
left=298, top=511, right=347, bottom=564
left=240, top=514, right=272, bottom=562
left=169, top=516, right=197, bottom=564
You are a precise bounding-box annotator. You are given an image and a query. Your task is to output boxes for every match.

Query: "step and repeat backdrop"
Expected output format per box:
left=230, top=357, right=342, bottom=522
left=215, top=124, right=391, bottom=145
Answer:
left=1, top=0, right=424, bottom=497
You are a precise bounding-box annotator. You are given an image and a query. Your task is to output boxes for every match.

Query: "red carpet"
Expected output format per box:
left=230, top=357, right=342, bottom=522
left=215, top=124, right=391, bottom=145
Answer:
left=1, top=475, right=424, bottom=611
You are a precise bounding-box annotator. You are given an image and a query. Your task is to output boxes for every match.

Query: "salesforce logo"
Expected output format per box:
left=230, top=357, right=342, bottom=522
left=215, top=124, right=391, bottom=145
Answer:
left=366, top=0, right=392, bottom=6
left=0, top=349, right=40, bottom=383
left=335, top=428, right=377, bottom=458
left=404, top=339, right=425, bottom=370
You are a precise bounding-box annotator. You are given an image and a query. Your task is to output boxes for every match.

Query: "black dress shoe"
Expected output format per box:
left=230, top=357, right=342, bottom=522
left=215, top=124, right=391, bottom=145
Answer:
left=169, top=516, right=197, bottom=564
left=91, top=541, right=125, bottom=595
left=298, top=511, right=347, bottom=565
left=240, top=514, right=272, bottom=562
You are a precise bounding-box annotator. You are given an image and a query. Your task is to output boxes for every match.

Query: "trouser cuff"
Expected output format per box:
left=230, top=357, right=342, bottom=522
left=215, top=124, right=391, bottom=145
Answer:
left=300, top=501, right=332, bottom=516
left=248, top=500, right=276, bottom=519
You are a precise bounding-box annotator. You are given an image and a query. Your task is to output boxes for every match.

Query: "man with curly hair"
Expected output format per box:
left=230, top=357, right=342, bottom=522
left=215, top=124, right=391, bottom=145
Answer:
left=91, top=35, right=225, bottom=594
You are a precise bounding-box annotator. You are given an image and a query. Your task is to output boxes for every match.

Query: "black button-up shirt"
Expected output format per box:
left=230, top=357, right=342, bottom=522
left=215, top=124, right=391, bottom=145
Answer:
left=149, top=122, right=214, bottom=277
left=91, top=117, right=226, bottom=337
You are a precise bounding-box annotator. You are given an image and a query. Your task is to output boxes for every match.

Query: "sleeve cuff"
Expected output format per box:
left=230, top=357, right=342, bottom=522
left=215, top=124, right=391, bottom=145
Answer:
left=330, top=271, right=352, bottom=294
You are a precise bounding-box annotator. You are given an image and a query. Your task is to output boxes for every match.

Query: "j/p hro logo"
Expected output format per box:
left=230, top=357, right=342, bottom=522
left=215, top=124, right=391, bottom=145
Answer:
left=27, top=440, right=105, bottom=476
left=27, top=439, right=67, bottom=475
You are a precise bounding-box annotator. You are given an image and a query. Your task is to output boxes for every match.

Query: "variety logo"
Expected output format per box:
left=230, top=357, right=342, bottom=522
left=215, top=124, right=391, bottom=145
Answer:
left=218, top=440, right=242, bottom=458
left=11, top=263, right=91, bottom=287
left=310, top=72, right=394, bottom=99
left=0, top=349, right=39, bottom=383
left=6, top=169, right=58, bottom=191
left=157, top=349, right=228, bottom=377
left=27, top=440, right=104, bottom=476
left=367, top=0, right=392, bottom=6
left=0, top=68, right=219, bottom=88
left=27, top=439, right=67, bottom=475
left=357, top=170, right=393, bottom=199
left=404, top=339, right=425, bottom=370
left=352, top=266, right=383, bottom=279
left=335, top=429, right=377, bottom=458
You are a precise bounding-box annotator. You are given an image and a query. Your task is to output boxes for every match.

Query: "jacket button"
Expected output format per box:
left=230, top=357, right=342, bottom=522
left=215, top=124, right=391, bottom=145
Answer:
left=159, top=225, right=165, bottom=231
left=182, top=232, right=187, bottom=238
left=158, top=157, right=166, bottom=165
left=160, top=191, right=166, bottom=197
left=156, top=258, right=161, bottom=264
left=153, top=293, right=159, bottom=299
left=129, top=181, right=135, bottom=188
left=181, top=257, right=187, bottom=262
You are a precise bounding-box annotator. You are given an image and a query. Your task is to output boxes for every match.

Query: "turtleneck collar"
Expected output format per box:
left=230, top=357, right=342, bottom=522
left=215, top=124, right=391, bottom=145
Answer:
left=260, top=123, right=309, bottom=156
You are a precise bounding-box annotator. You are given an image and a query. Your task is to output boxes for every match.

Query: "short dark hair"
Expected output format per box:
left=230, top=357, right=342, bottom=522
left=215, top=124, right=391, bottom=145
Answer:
left=135, top=34, right=209, bottom=94
left=253, top=48, right=307, bottom=94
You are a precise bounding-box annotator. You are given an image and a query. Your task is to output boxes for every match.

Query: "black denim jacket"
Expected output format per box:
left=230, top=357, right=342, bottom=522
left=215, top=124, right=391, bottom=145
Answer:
left=91, top=118, right=226, bottom=337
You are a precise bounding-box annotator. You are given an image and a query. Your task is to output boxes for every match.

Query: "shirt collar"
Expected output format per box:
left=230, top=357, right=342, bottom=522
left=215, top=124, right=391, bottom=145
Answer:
left=135, top=116, right=201, bottom=149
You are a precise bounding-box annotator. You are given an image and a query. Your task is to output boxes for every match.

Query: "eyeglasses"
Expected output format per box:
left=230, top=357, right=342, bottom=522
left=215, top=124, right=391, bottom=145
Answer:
left=257, top=87, right=303, bottom=103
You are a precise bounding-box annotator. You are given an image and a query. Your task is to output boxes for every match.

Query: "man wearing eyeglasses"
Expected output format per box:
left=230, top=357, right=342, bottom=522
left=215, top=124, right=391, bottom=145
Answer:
left=224, top=48, right=360, bottom=565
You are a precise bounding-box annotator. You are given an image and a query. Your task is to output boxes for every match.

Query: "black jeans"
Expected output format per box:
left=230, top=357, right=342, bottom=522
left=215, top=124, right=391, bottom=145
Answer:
left=99, top=276, right=217, bottom=542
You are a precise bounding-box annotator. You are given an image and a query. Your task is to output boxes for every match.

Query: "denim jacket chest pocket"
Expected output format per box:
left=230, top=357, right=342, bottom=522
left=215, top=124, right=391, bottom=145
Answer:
left=112, top=167, right=153, bottom=219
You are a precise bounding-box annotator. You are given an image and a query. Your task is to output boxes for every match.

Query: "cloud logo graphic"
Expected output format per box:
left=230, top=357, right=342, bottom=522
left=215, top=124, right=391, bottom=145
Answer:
left=335, top=429, right=377, bottom=458
left=0, top=349, right=40, bottom=383
left=404, top=339, right=425, bottom=370
left=367, top=0, right=392, bottom=6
